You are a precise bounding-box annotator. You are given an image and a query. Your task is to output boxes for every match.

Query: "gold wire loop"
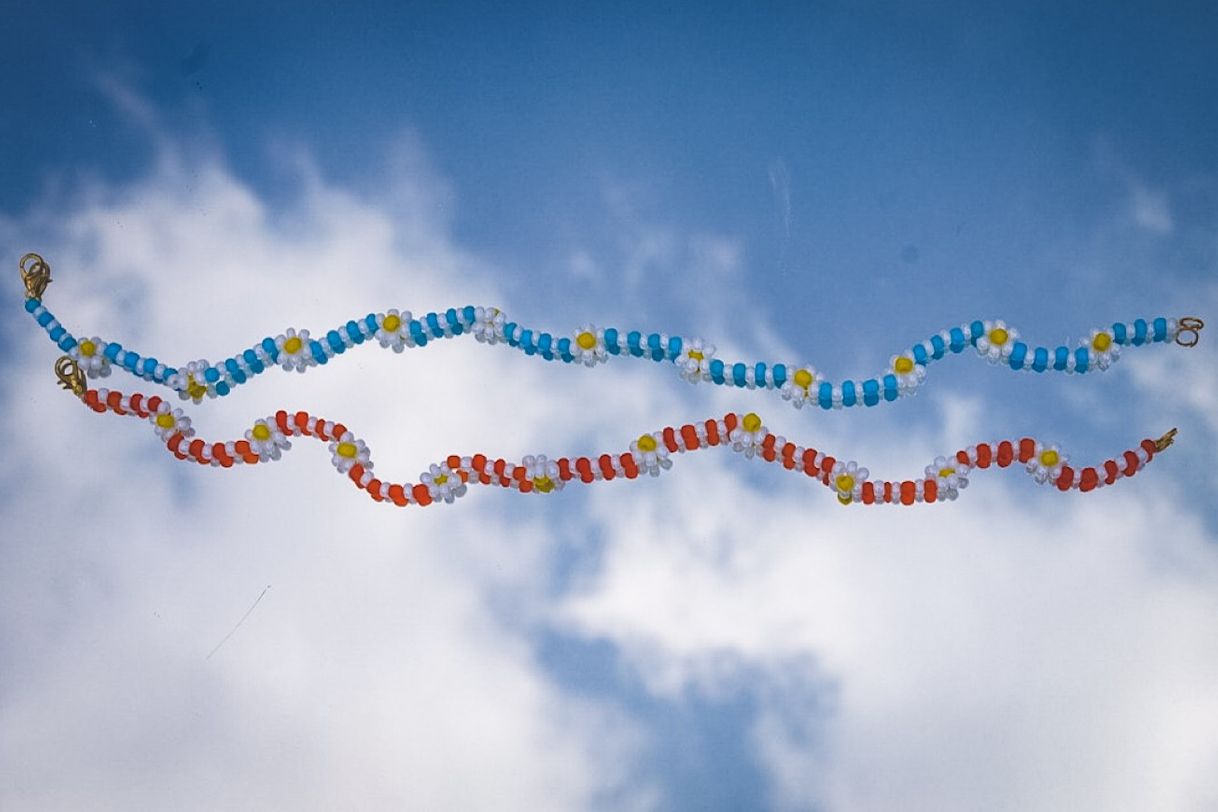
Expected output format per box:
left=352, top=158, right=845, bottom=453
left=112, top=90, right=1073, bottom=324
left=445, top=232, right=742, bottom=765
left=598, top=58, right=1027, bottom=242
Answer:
left=1155, top=427, right=1178, bottom=452
left=1176, top=317, right=1204, bottom=347
left=19, top=252, right=52, bottom=299
left=55, top=356, right=86, bottom=400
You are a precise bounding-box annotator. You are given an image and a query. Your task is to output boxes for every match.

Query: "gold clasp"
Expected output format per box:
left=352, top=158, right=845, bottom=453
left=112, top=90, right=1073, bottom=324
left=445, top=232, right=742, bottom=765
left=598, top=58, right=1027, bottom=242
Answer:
left=1176, top=317, right=1204, bottom=347
left=55, top=356, right=86, bottom=400
left=1155, top=427, right=1178, bottom=452
left=19, top=253, right=52, bottom=299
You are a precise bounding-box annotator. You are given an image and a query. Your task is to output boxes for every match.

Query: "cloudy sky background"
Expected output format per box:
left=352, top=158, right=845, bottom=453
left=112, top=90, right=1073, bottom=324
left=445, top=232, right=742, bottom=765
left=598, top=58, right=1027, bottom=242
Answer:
left=2, top=3, right=1218, bottom=810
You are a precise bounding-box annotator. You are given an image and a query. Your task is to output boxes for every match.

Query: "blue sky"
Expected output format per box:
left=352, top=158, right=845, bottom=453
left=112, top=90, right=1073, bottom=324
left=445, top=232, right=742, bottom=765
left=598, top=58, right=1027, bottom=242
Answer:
left=3, top=3, right=1218, bottom=810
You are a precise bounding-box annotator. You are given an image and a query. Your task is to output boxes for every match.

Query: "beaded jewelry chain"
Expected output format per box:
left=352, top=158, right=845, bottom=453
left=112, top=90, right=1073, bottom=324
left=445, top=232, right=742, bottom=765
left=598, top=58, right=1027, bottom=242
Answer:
left=20, top=254, right=1205, bottom=412
left=54, top=358, right=1178, bottom=508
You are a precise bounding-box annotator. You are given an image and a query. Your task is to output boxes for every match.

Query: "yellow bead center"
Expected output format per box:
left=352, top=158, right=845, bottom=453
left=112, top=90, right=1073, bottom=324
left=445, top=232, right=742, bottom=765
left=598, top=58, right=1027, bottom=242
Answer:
left=893, top=356, right=914, bottom=374
left=1039, top=449, right=1060, bottom=467
left=576, top=331, right=597, bottom=350
left=79, top=340, right=97, bottom=357
left=382, top=314, right=402, bottom=333
left=989, top=327, right=1009, bottom=346
left=155, top=413, right=176, bottom=429
left=793, top=368, right=814, bottom=389
left=283, top=336, right=303, bottom=355
left=687, top=349, right=704, bottom=362
left=835, top=474, right=855, bottom=493
left=837, top=492, right=853, bottom=505
left=637, top=434, right=657, bottom=452
left=186, top=375, right=207, bottom=401
left=742, top=412, right=762, bottom=433
left=434, top=473, right=449, bottom=485
left=939, top=467, right=955, bottom=478
left=533, top=476, right=555, bottom=493
left=252, top=424, right=271, bottom=442
left=1092, top=332, right=1112, bottom=352
left=336, top=442, right=358, bottom=459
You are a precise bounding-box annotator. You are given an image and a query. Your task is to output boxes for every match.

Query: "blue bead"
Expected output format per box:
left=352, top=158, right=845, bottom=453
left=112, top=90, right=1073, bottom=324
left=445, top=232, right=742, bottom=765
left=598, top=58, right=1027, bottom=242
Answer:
left=518, top=329, right=534, bottom=350
left=48, top=325, right=65, bottom=341
left=930, top=335, right=946, bottom=359
left=36, top=311, right=53, bottom=327
left=912, top=344, right=928, bottom=365
left=969, top=320, right=985, bottom=341
left=709, top=359, right=725, bottom=384
left=424, top=313, right=440, bottom=337
left=261, top=338, right=278, bottom=358
left=411, top=321, right=428, bottom=346
left=226, top=360, right=247, bottom=384
left=1133, top=319, right=1148, bottom=345
left=104, top=343, right=121, bottom=361
left=772, top=363, right=787, bottom=388
left=124, top=351, right=140, bottom=369
left=365, top=314, right=379, bottom=333
left=732, top=363, right=746, bottom=387
left=557, top=337, right=572, bottom=360
left=310, top=340, right=328, bottom=363
left=1032, top=347, right=1049, bottom=372
left=1008, top=342, right=1027, bottom=370
left=627, top=331, right=642, bottom=356
left=144, top=358, right=159, bottom=376
left=216, top=381, right=230, bottom=396
left=24, top=299, right=40, bottom=313
left=647, top=333, right=661, bottom=361
left=243, top=350, right=264, bottom=373
left=1074, top=347, right=1089, bottom=373
left=818, top=382, right=833, bottom=409
left=949, top=327, right=966, bottom=352
left=1054, top=347, right=1069, bottom=370
left=1113, top=322, right=1127, bottom=344
left=204, top=367, right=220, bottom=383
left=446, top=308, right=460, bottom=328
left=462, top=305, right=476, bottom=324
left=1153, top=317, right=1167, bottom=342
left=842, top=380, right=857, bottom=407
left=667, top=336, right=682, bottom=359
left=862, top=378, right=880, bottom=406
left=58, top=336, right=77, bottom=351
left=604, top=328, right=620, bottom=354
left=502, top=322, right=516, bottom=343
left=538, top=333, right=552, bottom=354
left=882, top=374, right=899, bottom=401
left=755, top=362, right=767, bottom=386
left=345, top=321, right=364, bottom=344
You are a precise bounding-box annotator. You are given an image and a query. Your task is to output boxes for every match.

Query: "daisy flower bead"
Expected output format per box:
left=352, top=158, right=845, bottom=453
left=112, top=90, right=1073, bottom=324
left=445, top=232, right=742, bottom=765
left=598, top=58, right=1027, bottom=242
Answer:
left=523, top=454, right=563, bottom=493
left=1084, top=328, right=1120, bottom=370
left=328, top=431, right=371, bottom=474
left=170, top=360, right=215, bottom=402
left=974, top=320, right=1019, bottom=364
left=421, top=462, right=466, bottom=504
left=674, top=338, right=715, bottom=383
left=924, top=456, right=970, bottom=500
left=472, top=307, right=506, bottom=344
left=730, top=412, right=766, bottom=458
left=1027, top=442, right=1068, bottom=484
left=571, top=325, right=608, bottom=366
left=779, top=366, right=818, bottom=408
left=629, top=432, right=672, bottom=476
left=375, top=310, right=413, bottom=353
left=150, top=402, right=193, bottom=441
left=831, top=460, right=869, bottom=505
left=245, top=417, right=291, bottom=461
left=275, top=328, right=315, bottom=372
left=889, top=352, right=925, bottom=394
left=71, top=336, right=111, bottom=377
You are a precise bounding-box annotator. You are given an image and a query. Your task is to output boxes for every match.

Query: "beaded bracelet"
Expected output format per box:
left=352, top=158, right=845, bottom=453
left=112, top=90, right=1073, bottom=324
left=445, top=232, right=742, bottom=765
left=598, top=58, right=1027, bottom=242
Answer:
left=54, top=356, right=1178, bottom=508
left=20, top=253, right=1205, bottom=412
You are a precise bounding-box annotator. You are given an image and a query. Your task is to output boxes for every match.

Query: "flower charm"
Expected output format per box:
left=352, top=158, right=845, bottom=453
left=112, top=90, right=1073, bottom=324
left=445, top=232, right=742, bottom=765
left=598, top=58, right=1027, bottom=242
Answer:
left=245, top=417, right=291, bottom=461
left=522, top=454, right=563, bottom=493
left=170, top=360, right=215, bottom=403
left=974, top=320, right=1019, bottom=363
left=831, top=460, right=869, bottom=505
left=1027, top=442, right=1068, bottom=484
left=730, top=412, right=766, bottom=458
left=150, top=403, right=192, bottom=441
left=889, top=352, right=925, bottom=394
left=275, top=328, right=314, bottom=372
left=421, top=462, right=466, bottom=504
left=1084, top=328, right=1120, bottom=370
left=375, top=310, right=413, bottom=353
left=780, top=366, right=818, bottom=408
left=571, top=326, right=608, bottom=366
left=71, top=336, right=111, bottom=378
left=329, top=431, right=371, bottom=474
left=924, top=456, right=970, bottom=500
left=674, top=338, right=715, bottom=383
left=630, top=432, right=672, bottom=476
left=472, top=307, right=506, bottom=344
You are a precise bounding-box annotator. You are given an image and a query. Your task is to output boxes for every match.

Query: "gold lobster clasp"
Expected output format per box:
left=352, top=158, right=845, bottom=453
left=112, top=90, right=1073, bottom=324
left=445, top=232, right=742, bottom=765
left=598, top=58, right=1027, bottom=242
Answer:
left=19, top=253, right=52, bottom=299
left=1155, top=427, right=1178, bottom=452
left=1176, top=317, right=1204, bottom=347
left=54, top=356, right=86, bottom=400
